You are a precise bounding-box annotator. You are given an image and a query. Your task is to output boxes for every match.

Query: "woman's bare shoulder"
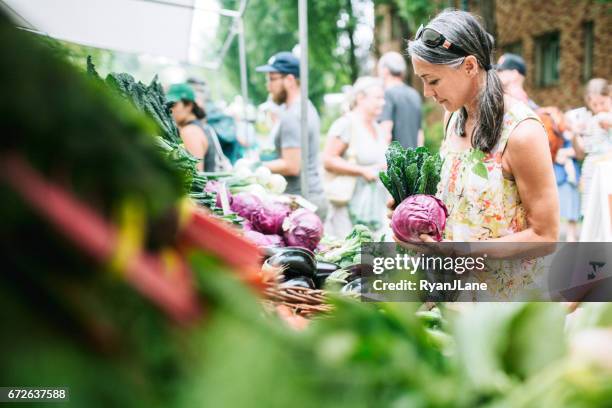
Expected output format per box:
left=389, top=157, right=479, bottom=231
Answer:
left=507, top=117, right=548, bottom=152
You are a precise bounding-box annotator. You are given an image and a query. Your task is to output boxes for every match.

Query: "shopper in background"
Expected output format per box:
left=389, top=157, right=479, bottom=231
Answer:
left=227, top=95, right=257, bottom=155
left=496, top=53, right=539, bottom=111
left=567, top=78, right=612, bottom=218
left=167, top=83, right=216, bottom=172
left=539, top=107, right=581, bottom=241
left=323, top=77, right=390, bottom=238
left=377, top=51, right=423, bottom=148
left=256, top=51, right=327, bottom=219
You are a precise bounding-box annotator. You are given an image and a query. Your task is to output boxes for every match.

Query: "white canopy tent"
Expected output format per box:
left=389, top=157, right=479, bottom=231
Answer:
left=1, top=0, right=312, bottom=197
left=0, top=0, right=246, bottom=70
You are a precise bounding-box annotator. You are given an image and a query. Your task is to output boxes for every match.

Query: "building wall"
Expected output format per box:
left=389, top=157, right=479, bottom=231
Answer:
left=374, top=1, right=610, bottom=120
left=494, top=0, right=611, bottom=110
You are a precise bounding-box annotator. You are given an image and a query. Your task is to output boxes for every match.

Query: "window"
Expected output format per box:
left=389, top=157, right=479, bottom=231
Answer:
left=502, top=41, right=523, bottom=58
left=534, top=31, right=560, bottom=87
left=582, top=21, right=594, bottom=82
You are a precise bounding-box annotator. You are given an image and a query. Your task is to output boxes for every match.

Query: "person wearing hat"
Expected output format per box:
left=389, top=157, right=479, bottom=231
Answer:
left=496, top=53, right=538, bottom=111
left=256, top=51, right=327, bottom=219
left=166, top=83, right=216, bottom=172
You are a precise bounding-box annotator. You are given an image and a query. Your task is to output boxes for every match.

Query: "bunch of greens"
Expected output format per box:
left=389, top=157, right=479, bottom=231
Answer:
left=86, top=57, right=180, bottom=144
left=87, top=57, right=203, bottom=195
left=379, top=142, right=443, bottom=206
left=317, top=225, right=373, bottom=267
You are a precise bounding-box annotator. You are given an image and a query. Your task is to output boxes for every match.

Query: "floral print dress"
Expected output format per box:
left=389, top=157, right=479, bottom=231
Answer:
left=437, top=103, right=545, bottom=300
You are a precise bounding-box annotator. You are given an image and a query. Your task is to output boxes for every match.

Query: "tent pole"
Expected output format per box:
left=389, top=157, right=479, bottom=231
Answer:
left=298, top=0, right=309, bottom=198
left=238, top=17, right=248, bottom=126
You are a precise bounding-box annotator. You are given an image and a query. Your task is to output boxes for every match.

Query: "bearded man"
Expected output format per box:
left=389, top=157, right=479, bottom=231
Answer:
left=256, top=52, right=327, bottom=218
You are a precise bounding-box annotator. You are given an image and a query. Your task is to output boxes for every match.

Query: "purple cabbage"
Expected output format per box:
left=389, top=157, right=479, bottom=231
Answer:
left=230, top=193, right=263, bottom=222
left=243, top=230, right=285, bottom=247
left=282, top=208, right=323, bottom=251
left=391, top=194, right=448, bottom=242
left=251, top=202, right=290, bottom=235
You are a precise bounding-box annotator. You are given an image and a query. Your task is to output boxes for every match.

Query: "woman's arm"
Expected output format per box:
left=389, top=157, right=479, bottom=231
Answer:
left=418, top=119, right=559, bottom=258
left=180, top=125, right=207, bottom=172
left=485, top=119, right=560, bottom=252
left=323, top=136, right=371, bottom=178
left=323, top=131, right=379, bottom=181
left=264, top=147, right=301, bottom=176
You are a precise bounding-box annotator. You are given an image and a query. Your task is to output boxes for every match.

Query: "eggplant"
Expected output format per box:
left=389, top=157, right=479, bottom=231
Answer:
left=262, top=246, right=314, bottom=260
left=265, top=247, right=316, bottom=279
left=280, top=277, right=315, bottom=289
left=313, top=261, right=340, bottom=289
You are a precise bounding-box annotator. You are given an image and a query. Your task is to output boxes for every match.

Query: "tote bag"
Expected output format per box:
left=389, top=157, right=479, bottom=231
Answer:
left=324, top=117, right=359, bottom=206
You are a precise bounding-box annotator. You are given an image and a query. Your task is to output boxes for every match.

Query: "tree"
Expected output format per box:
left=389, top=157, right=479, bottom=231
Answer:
left=218, top=0, right=367, bottom=110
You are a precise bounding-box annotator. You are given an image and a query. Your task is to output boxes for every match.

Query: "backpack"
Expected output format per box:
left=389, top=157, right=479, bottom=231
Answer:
left=204, top=124, right=232, bottom=172
left=536, top=107, right=565, bottom=160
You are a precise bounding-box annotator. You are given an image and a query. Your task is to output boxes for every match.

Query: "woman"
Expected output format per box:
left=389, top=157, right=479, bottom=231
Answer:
left=567, top=78, right=612, bottom=218
left=323, top=76, right=389, bottom=238
left=167, top=83, right=216, bottom=172
left=395, top=10, right=559, bottom=299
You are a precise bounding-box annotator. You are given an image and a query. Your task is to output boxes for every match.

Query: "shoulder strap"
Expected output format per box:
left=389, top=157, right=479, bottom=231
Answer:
left=497, top=104, right=544, bottom=155
left=204, top=124, right=231, bottom=165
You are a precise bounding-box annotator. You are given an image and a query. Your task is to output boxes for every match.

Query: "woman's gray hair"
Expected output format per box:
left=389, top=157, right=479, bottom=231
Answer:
left=378, top=51, right=407, bottom=77
left=407, top=9, right=504, bottom=152
left=347, top=76, right=383, bottom=109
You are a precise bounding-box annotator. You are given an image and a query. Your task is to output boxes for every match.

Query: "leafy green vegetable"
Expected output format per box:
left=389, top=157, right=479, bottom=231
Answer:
left=317, top=225, right=373, bottom=267
left=87, top=57, right=205, bottom=196
left=405, top=163, right=419, bottom=196
left=380, top=142, right=442, bottom=204
left=417, top=156, right=440, bottom=195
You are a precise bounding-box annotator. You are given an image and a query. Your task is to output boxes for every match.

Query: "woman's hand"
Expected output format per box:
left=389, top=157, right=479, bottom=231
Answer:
left=360, top=165, right=380, bottom=182
left=386, top=197, right=395, bottom=219
left=393, top=233, right=456, bottom=257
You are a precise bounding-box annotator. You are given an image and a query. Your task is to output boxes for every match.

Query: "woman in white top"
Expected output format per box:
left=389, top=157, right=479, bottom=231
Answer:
left=323, top=76, right=390, bottom=238
left=567, top=78, right=612, bottom=216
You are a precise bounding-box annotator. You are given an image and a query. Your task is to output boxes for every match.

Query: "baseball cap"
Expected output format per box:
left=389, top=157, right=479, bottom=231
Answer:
left=255, top=51, right=300, bottom=78
left=496, top=53, right=527, bottom=76
left=166, top=83, right=196, bottom=104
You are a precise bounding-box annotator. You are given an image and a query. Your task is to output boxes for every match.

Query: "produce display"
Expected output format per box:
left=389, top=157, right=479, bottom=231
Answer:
left=2, top=9, right=611, bottom=408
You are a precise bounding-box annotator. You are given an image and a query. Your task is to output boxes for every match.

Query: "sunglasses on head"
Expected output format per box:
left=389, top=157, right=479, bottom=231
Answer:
left=415, top=24, right=469, bottom=57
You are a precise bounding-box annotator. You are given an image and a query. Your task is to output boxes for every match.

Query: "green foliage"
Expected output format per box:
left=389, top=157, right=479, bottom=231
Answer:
left=219, top=0, right=363, bottom=110
left=0, top=15, right=184, bottom=219
left=378, top=0, right=445, bottom=33
left=317, top=224, right=374, bottom=267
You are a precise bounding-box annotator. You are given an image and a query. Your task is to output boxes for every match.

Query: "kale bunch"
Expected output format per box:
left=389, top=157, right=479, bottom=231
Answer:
left=379, top=142, right=443, bottom=205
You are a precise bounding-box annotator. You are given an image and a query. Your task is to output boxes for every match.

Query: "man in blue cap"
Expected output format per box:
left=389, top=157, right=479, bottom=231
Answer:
left=256, top=51, right=327, bottom=218
left=496, top=53, right=538, bottom=111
